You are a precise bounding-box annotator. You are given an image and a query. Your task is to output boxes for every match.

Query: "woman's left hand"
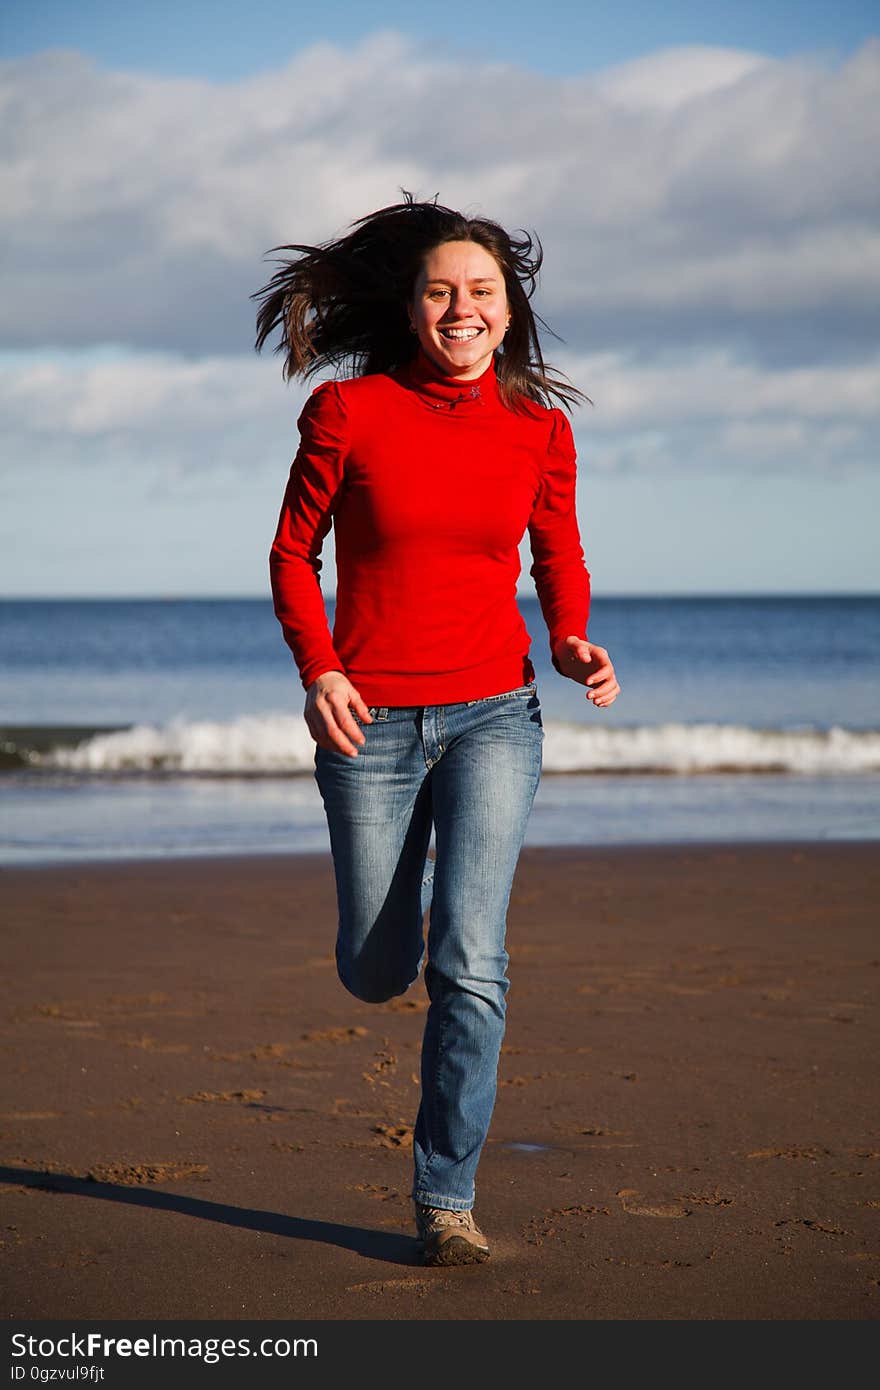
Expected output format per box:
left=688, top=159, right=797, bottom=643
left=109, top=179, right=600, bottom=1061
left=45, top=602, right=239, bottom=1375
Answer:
left=553, top=635, right=621, bottom=708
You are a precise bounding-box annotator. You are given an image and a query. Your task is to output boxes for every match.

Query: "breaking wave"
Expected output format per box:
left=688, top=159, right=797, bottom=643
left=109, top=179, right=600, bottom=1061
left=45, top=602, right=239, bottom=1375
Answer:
left=7, top=713, right=880, bottom=776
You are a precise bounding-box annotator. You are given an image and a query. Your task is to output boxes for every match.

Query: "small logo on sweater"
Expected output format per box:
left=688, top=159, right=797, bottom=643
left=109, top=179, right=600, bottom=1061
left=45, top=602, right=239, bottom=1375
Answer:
left=434, top=385, right=482, bottom=410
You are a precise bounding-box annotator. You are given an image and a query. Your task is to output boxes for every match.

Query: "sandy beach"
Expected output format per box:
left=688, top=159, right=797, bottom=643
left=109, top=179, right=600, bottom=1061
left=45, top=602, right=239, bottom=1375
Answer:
left=1, top=842, right=878, bottom=1322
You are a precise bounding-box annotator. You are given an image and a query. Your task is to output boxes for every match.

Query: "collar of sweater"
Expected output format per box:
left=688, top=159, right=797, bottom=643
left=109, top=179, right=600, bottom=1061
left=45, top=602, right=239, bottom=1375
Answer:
left=399, top=349, right=500, bottom=413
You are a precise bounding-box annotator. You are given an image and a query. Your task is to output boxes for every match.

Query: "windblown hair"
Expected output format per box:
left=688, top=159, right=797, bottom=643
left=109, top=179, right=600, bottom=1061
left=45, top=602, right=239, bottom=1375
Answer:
left=252, top=193, right=589, bottom=413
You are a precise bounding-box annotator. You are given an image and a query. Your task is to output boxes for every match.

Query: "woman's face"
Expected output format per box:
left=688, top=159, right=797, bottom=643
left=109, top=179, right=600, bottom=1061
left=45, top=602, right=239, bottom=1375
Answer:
left=409, top=240, right=510, bottom=380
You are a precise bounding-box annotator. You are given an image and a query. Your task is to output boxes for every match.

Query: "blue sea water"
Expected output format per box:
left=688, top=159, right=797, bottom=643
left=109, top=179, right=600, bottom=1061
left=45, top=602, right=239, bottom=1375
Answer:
left=1, top=595, right=878, bottom=864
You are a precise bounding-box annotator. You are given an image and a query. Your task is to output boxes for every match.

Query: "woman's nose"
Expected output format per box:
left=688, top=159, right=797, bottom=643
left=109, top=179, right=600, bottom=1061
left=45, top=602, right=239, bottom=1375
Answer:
left=444, top=290, right=475, bottom=318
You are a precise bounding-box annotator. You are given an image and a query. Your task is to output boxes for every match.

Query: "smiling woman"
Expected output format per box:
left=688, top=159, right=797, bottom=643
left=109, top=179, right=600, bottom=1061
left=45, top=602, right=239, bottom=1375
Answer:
left=410, top=241, right=511, bottom=379
left=252, top=192, right=587, bottom=412
left=252, top=192, right=619, bottom=1269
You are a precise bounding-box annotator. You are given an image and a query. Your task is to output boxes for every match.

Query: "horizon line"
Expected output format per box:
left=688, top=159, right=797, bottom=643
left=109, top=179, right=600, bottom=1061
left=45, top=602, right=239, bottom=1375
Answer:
left=2, top=590, right=879, bottom=602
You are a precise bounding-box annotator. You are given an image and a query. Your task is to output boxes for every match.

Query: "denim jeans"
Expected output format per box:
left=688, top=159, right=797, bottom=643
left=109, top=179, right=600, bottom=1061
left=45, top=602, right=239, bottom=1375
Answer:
left=313, top=681, right=544, bottom=1211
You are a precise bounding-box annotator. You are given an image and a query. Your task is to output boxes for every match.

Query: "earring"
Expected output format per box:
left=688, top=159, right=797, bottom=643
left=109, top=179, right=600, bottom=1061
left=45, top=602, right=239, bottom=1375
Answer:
left=409, top=323, right=417, bottom=334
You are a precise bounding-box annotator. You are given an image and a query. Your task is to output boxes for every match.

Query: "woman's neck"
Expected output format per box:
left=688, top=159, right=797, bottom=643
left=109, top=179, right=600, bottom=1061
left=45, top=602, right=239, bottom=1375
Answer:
left=401, top=349, right=499, bottom=412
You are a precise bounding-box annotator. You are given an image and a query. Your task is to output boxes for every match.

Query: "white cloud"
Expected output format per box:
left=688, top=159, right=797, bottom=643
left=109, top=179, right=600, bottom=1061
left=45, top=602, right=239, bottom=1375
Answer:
left=568, top=347, right=879, bottom=476
left=0, top=35, right=877, bottom=364
left=0, top=32, right=877, bottom=497
left=2, top=344, right=876, bottom=485
left=562, top=349, right=880, bottom=424
left=592, top=43, right=770, bottom=110
left=0, top=349, right=310, bottom=483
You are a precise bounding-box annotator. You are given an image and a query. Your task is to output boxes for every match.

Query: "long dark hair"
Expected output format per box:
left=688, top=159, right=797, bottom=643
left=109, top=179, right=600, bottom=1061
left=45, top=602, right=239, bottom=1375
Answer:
left=252, top=193, right=589, bottom=413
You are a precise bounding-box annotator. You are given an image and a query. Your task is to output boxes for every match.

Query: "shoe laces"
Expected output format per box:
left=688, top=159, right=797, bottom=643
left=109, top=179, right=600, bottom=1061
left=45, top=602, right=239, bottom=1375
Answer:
left=419, top=1205, right=475, bottom=1231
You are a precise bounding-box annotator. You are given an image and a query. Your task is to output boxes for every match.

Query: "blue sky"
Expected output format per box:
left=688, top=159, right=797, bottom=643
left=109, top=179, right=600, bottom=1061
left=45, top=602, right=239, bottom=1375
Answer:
left=1, top=2, right=878, bottom=596
left=3, top=0, right=876, bottom=78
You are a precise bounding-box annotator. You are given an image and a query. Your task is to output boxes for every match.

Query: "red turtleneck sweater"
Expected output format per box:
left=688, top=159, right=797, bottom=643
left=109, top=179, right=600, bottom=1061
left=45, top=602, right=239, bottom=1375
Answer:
left=269, top=352, right=591, bottom=706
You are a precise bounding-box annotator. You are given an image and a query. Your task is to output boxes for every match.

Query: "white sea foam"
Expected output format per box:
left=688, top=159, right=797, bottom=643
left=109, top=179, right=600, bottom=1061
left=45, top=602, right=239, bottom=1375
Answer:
left=38, top=714, right=317, bottom=774
left=36, top=713, right=880, bottom=776
left=541, top=720, right=880, bottom=774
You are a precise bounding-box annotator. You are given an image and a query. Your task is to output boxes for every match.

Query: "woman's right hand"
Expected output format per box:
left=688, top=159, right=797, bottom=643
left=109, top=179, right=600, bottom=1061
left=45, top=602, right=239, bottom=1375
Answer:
left=304, top=670, right=374, bottom=756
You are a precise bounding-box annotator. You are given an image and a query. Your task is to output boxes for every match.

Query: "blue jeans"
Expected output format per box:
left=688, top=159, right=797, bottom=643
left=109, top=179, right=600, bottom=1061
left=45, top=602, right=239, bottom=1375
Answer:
left=313, top=681, right=544, bottom=1211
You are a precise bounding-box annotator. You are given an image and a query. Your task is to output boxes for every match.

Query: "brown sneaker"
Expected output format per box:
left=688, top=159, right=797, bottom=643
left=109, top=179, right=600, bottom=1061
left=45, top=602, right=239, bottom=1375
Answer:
left=415, top=1202, right=490, bottom=1266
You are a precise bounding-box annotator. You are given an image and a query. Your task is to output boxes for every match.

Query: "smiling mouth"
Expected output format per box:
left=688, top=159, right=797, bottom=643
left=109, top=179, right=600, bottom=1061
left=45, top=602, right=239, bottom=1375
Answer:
left=439, top=327, right=483, bottom=342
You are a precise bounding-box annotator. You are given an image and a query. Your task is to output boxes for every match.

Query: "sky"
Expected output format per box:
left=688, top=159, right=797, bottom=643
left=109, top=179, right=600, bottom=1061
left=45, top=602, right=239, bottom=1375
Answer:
left=1, top=1, right=878, bottom=597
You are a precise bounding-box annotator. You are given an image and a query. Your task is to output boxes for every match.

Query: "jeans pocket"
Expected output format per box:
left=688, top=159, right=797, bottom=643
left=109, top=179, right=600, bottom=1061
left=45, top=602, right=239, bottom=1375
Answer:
left=467, top=681, right=537, bottom=707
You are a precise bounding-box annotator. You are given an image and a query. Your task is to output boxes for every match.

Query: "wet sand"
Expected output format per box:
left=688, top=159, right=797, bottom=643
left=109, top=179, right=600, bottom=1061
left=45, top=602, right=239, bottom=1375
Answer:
left=1, top=842, right=878, bottom=1321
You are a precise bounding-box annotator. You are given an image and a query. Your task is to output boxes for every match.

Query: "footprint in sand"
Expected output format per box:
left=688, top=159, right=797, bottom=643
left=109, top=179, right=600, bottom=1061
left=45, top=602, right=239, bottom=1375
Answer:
left=34, top=1002, right=100, bottom=1030
left=523, top=1204, right=609, bottom=1244
left=35, top=994, right=173, bottom=1023
left=207, top=1042, right=291, bottom=1062
left=272, top=954, right=336, bottom=974
left=616, top=1188, right=692, bottom=1218
left=351, top=1182, right=404, bottom=1202
left=361, top=1043, right=399, bottom=1087
left=179, top=1089, right=266, bottom=1104
left=0, top=1111, right=62, bottom=1121
left=680, top=1190, right=734, bottom=1207
left=117, top=1035, right=190, bottom=1054
left=746, top=1146, right=832, bottom=1160
left=500, top=1071, right=588, bottom=1087
left=85, top=1162, right=208, bottom=1185
left=347, top=1279, right=432, bottom=1295
left=376, top=998, right=429, bottom=1014
left=372, top=1123, right=413, bottom=1149
left=775, top=1217, right=851, bottom=1236
left=300, top=1026, right=369, bottom=1043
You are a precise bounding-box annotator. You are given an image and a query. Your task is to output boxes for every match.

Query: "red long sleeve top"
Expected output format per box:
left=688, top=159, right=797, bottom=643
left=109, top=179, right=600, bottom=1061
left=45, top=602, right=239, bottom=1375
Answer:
left=269, top=350, right=591, bottom=707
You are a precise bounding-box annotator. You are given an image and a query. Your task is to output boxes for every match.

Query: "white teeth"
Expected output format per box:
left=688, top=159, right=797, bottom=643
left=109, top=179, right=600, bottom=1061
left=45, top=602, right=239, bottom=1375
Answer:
left=441, top=328, right=481, bottom=340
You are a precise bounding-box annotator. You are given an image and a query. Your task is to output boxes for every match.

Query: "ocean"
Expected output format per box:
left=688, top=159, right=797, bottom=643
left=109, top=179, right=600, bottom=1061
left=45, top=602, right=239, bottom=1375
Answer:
left=1, top=595, right=878, bottom=865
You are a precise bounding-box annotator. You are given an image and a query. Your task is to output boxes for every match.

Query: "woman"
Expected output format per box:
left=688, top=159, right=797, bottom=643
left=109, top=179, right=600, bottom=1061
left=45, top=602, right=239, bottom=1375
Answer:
left=255, top=195, right=620, bottom=1267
